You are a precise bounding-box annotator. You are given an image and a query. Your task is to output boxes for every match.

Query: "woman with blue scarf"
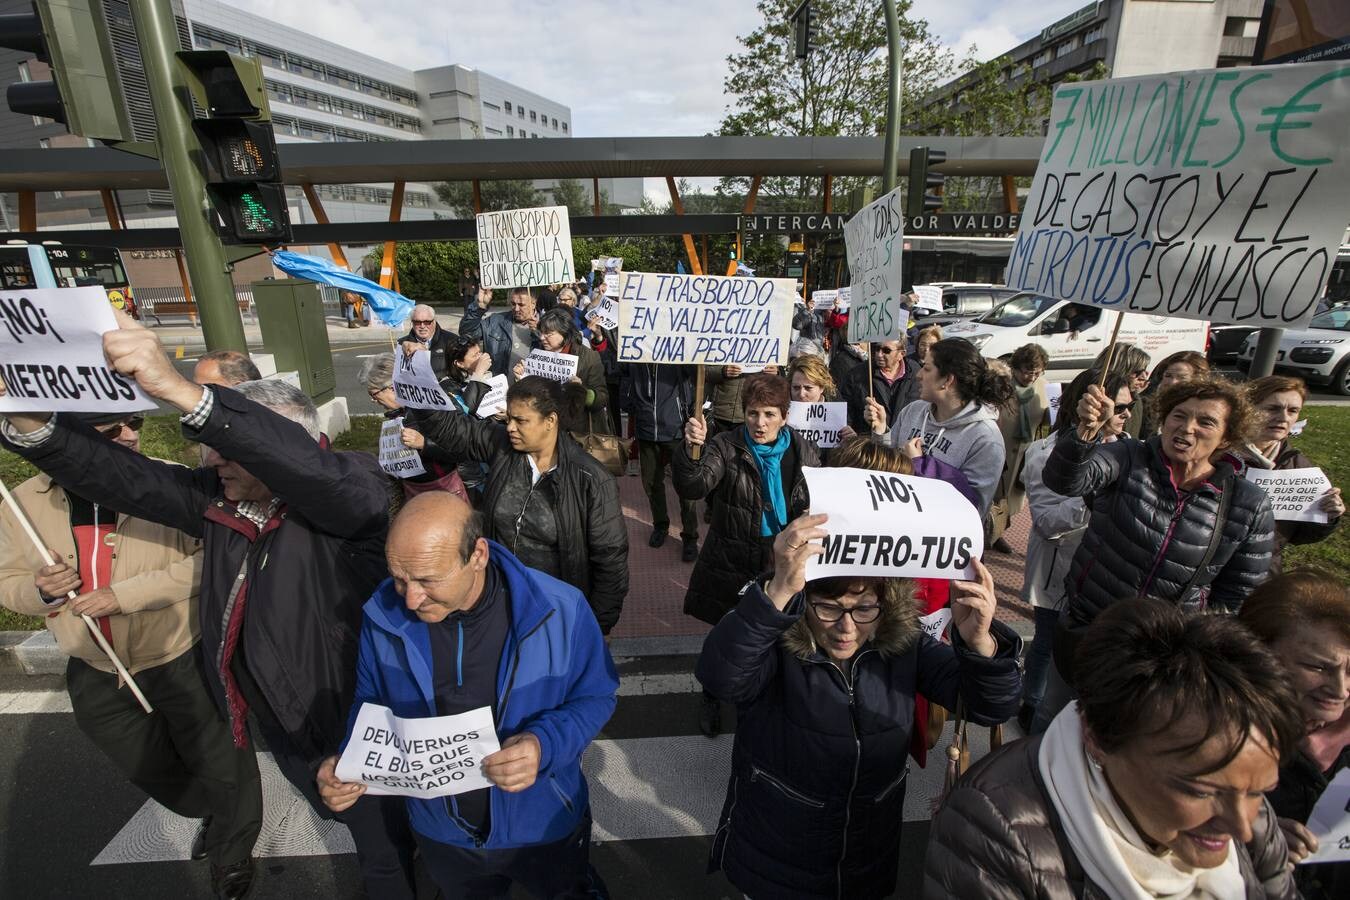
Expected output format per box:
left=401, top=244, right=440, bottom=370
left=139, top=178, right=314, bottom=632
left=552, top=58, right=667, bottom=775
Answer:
left=675, top=373, right=820, bottom=735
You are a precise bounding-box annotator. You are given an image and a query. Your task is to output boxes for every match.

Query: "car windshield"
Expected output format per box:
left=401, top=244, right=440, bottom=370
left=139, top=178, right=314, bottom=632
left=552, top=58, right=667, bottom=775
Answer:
left=976, top=292, right=1058, bottom=327
left=1310, top=309, right=1350, bottom=332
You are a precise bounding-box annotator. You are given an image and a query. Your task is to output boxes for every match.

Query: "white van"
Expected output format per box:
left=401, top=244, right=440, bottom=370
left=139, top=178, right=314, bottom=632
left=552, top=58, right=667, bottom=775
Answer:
left=942, top=292, right=1208, bottom=367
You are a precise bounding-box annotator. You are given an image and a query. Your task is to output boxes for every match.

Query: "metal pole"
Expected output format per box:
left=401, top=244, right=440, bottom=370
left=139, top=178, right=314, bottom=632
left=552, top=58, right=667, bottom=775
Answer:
left=1249, top=327, right=1285, bottom=378
left=880, top=0, right=903, bottom=193
left=128, top=0, right=247, bottom=352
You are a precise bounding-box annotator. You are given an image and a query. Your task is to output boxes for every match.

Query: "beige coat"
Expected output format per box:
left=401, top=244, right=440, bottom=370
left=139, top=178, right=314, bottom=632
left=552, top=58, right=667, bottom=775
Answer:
left=991, top=377, right=1049, bottom=535
left=0, top=472, right=202, bottom=675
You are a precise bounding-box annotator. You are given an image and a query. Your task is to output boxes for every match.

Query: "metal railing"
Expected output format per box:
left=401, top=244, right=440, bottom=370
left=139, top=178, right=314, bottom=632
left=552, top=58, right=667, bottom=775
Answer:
left=137, top=284, right=343, bottom=326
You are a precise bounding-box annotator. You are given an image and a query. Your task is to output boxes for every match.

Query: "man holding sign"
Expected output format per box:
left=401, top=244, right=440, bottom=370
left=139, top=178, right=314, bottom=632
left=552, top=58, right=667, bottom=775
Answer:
left=318, top=493, right=617, bottom=897
left=462, top=287, right=541, bottom=382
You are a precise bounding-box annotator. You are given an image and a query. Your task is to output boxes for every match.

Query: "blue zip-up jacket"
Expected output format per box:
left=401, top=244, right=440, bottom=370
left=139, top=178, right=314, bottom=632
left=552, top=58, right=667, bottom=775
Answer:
left=344, top=541, right=619, bottom=848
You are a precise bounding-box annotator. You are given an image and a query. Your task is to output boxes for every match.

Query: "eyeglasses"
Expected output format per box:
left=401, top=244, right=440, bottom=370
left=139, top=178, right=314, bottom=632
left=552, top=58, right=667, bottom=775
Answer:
left=873, top=347, right=900, bottom=355
left=411, top=318, right=436, bottom=326
left=1113, top=401, right=1136, bottom=415
left=1017, top=368, right=1044, bottom=379
left=95, top=416, right=144, bottom=435
left=808, top=601, right=882, bottom=624
left=368, top=387, right=393, bottom=400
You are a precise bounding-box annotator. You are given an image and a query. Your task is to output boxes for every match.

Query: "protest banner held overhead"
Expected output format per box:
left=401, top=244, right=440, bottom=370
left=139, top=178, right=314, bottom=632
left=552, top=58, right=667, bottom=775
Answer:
left=802, top=466, right=984, bottom=581
left=1005, top=61, right=1350, bottom=329
left=0, top=287, right=155, bottom=415
left=392, top=349, right=454, bottom=411
left=335, top=703, right=499, bottom=799
left=378, top=417, right=426, bottom=479
left=616, top=271, right=796, bottom=367
left=1245, top=466, right=1334, bottom=523
left=835, top=286, right=851, bottom=312
left=844, top=186, right=907, bottom=343
left=588, top=294, right=619, bottom=330
left=787, top=401, right=848, bottom=448
left=524, top=349, right=579, bottom=382
left=476, top=205, right=574, bottom=290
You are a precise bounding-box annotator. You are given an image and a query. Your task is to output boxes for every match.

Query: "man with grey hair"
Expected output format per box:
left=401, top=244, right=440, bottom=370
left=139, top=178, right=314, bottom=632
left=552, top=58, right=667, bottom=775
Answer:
left=0, top=314, right=418, bottom=899
left=461, top=286, right=540, bottom=382
left=193, top=349, right=261, bottom=388
left=399, top=303, right=458, bottom=379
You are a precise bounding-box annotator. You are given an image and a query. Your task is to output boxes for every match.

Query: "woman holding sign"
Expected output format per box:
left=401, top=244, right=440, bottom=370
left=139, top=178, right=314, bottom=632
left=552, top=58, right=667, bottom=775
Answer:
left=1240, top=570, right=1350, bottom=900
left=1240, top=376, right=1344, bottom=574
left=677, top=373, right=819, bottom=736
left=696, top=511, right=1020, bottom=899
left=525, top=308, right=612, bottom=435
left=360, top=354, right=472, bottom=503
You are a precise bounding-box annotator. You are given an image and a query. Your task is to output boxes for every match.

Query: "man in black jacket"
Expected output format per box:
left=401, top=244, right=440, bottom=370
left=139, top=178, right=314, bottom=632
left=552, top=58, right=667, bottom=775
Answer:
left=400, top=303, right=459, bottom=380
left=621, top=362, right=699, bottom=561
left=0, top=316, right=417, bottom=900
left=837, top=340, right=921, bottom=434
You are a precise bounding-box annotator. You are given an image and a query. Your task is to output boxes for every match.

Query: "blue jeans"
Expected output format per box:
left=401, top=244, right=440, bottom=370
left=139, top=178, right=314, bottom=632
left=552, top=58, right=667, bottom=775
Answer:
left=344, top=302, right=371, bottom=324
left=1022, top=607, right=1060, bottom=712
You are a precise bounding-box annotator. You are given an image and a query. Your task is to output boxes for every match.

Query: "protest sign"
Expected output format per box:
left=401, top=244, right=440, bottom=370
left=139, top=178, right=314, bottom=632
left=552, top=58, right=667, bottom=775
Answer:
left=0, top=287, right=156, bottom=414
left=524, top=349, right=579, bottom=382
left=603, top=258, right=622, bottom=297
left=616, top=271, right=795, bottom=366
left=587, top=294, right=619, bottom=330
left=1004, top=62, right=1350, bottom=329
left=919, top=607, right=952, bottom=642
left=835, top=286, right=851, bottom=312
left=812, top=289, right=839, bottom=311
left=592, top=256, right=622, bottom=272
left=1302, top=768, right=1350, bottom=865
left=788, top=401, right=848, bottom=448
left=476, top=374, right=509, bottom=418
left=335, top=703, right=499, bottom=799
left=476, top=205, right=574, bottom=289
left=844, top=186, right=906, bottom=343
left=802, top=466, right=983, bottom=581
left=378, top=417, right=426, bottom=479
left=1291, top=418, right=1308, bottom=436
left=1245, top=466, right=1333, bottom=523
left=1045, top=381, right=1064, bottom=427
left=392, top=350, right=454, bottom=411
left=912, top=285, right=943, bottom=312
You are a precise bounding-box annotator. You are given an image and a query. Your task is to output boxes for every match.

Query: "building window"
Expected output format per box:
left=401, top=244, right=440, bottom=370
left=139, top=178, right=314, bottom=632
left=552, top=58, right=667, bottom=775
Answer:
left=1033, top=49, right=1052, bottom=67
left=38, top=138, right=49, bottom=149
left=504, top=101, right=512, bottom=113
left=1056, top=38, right=1079, bottom=58
left=531, top=132, right=537, bottom=138
left=518, top=107, right=525, bottom=118
left=507, top=125, right=513, bottom=136
left=485, top=126, right=502, bottom=135
left=529, top=110, right=537, bottom=122
left=562, top=122, right=568, bottom=133
left=518, top=132, right=525, bottom=138
left=1082, top=25, right=1105, bottom=45
left=551, top=117, right=558, bottom=128
left=483, top=101, right=500, bottom=111
left=1224, top=16, right=1261, bottom=38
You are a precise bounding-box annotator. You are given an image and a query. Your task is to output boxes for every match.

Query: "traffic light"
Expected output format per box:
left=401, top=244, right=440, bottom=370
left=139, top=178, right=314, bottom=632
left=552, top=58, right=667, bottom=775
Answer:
left=729, top=244, right=738, bottom=261
left=177, top=50, right=291, bottom=244
left=792, top=1, right=819, bottom=60
left=906, top=147, right=946, bottom=218
left=0, top=0, right=131, bottom=141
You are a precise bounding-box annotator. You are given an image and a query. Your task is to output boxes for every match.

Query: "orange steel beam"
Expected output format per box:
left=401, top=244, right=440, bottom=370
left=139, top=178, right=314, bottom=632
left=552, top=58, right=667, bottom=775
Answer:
left=18, top=191, right=35, bottom=231
left=471, top=180, right=483, bottom=215
left=591, top=177, right=601, bottom=216
left=174, top=249, right=197, bottom=326
left=300, top=184, right=350, bottom=269
left=379, top=181, right=405, bottom=290
left=1002, top=175, right=1019, bottom=214
left=727, top=175, right=762, bottom=276
left=99, top=189, right=123, bottom=229
left=822, top=174, right=833, bottom=213
left=665, top=176, right=702, bottom=276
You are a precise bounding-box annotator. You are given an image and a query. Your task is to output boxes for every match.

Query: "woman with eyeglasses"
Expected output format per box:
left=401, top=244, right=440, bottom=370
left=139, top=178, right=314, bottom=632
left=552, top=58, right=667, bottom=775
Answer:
left=696, top=509, right=1021, bottom=900
left=1032, top=375, right=1275, bottom=731
left=1091, top=342, right=1151, bottom=439
left=514, top=308, right=612, bottom=435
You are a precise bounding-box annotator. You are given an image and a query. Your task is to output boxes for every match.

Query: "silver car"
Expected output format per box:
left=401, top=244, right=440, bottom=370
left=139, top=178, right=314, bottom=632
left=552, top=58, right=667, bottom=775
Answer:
left=1237, top=307, right=1350, bottom=395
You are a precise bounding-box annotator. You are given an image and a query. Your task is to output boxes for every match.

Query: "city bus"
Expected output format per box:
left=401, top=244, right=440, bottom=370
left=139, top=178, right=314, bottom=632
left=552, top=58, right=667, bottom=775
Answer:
left=0, top=242, right=139, bottom=318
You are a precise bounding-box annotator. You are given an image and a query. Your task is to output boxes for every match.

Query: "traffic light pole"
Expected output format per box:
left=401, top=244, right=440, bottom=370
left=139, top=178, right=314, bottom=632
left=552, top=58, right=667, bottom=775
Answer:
left=880, top=0, right=903, bottom=193
left=127, top=0, right=247, bottom=352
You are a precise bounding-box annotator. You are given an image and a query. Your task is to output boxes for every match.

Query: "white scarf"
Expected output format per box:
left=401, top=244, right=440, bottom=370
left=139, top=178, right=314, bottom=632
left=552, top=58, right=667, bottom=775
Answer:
left=1038, top=704, right=1245, bottom=900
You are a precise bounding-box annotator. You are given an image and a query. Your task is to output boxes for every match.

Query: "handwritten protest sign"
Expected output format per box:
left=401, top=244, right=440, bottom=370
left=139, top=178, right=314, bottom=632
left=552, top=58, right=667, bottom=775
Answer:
left=812, top=289, right=839, bottom=311
left=1292, top=418, right=1308, bottom=436
left=788, top=401, right=848, bottom=448
left=587, top=294, right=619, bottom=330
left=1302, top=768, right=1350, bottom=865
left=378, top=417, right=426, bottom=479
left=475, top=374, right=509, bottom=418
left=844, top=186, right=906, bottom=343
left=1045, top=381, right=1064, bottom=427
left=1005, top=62, right=1350, bottom=329
left=912, top=285, right=943, bottom=312
left=616, top=272, right=795, bottom=366
left=803, top=466, right=983, bottom=581
left=919, top=607, right=952, bottom=641
left=835, top=286, right=851, bottom=312
left=524, top=349, right=579, bottom=382
left=393, top=350, right=453, bottom=411
left=603, top=258, right=622, bottom=297
left=335, top=703, right=498, bottom=799
left=0, top=287, right=155, bottom=414
left=476, top=205, right=574, bottom=289
left=1246, top=466, right=1333, bottom=523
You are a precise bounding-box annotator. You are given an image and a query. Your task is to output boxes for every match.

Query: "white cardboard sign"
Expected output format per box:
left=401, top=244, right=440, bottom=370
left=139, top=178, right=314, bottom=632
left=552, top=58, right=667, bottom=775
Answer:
left=378, top=417, right=426, bottom=479
left=476, top=205, right=574, bottom=289
left=0, top=287, right=156, bottom=414
left=835, top=286, right=851, bottom=312
left=912, top=285, right=943, bottom=312
left=1005, top=62, right=1350, bottom=329
left=616, top=271, right=796, bottom=367
left=335, top=703, right=499, bottom=799
left=524, top=349, right=579, bottom=382
left=1045, top=381, right=1064, bottom=427
left=803, top=466, right=983, bottom=581
left=787, top=401, right=848, bottom=449
left=1245, top=466, right=1334, bottom=523
left=1302, top=768, right=1350, bottom=865
left=844, top=186, right=906, bottom=343
left=587, top=294, right=619, bottom=330
left=919, top=607, right=952, bottom=641
left=392, top=350, right=454, bottom=411
left=811, top=289, right=839, bottom=311
left=475, top=374, right=509, bottom=418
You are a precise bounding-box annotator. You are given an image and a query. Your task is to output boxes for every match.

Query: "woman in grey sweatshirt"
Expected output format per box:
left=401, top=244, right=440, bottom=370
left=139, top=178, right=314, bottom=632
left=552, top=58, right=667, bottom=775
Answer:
left=865, top=338, right=1012, bottom=517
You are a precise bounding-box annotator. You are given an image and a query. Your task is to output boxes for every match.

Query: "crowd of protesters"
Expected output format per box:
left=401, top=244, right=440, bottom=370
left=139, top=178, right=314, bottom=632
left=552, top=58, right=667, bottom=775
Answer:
left=0, top=281, right=1346, bottom=900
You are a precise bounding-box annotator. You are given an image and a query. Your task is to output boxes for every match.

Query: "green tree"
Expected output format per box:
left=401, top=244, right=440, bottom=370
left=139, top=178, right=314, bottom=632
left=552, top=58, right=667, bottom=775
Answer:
left=433, top=179, right=542, bottom=217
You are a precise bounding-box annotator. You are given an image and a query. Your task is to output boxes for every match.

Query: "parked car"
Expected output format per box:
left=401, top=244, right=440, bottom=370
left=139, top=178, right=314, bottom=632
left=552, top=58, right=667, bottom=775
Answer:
left=1236, top=307, right=1350, bottom=394
left=912, top=284, right=1020, bottom=329
left=1207, top=324, right=1259, bottom=365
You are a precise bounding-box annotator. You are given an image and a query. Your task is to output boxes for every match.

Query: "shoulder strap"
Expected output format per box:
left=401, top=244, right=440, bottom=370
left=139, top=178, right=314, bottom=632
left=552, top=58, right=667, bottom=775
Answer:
left=1178, top=477, right=1234, bottom=601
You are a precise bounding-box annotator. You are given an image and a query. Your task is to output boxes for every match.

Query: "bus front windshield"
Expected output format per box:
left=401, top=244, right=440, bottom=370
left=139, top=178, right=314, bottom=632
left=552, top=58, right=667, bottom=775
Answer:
left=45, top=248, right=128, bottom=289
left=976, top=292, right=1058, bottom=327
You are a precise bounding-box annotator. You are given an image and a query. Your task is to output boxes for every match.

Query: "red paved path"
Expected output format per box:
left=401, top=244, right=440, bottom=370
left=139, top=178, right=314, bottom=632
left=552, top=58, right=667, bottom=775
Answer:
left=609, top=467, right=1034, bottom=641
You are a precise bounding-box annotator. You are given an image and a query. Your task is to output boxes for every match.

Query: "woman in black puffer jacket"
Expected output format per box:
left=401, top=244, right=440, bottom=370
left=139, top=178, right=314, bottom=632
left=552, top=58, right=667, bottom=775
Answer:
left=1032, top=375, right=1274, bottom=731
